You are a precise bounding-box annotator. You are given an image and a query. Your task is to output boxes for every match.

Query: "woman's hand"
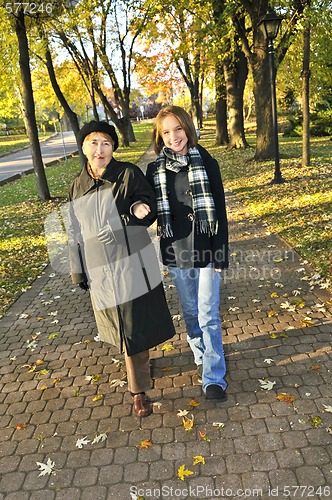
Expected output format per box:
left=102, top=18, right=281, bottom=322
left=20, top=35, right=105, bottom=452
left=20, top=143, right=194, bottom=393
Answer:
left=132, top=202, right=151, bottom=219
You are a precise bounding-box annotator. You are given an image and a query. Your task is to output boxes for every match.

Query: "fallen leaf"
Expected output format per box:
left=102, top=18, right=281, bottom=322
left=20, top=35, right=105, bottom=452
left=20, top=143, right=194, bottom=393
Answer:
left=92, top=394, right=103, bottom=402
left=16, top=423, right=28, bottom=430
left=322, top=404, right=332, bottom=413
left=277, top=393, right=295, bottom=403
left=188, top=399, right=200, bottom=407
left=182, top=414, right=194, bottom=431
left=310, top=365, right=321, bottom=371
left=161, top=343, right=174, bottom=351
left=161, top=367, right=173, bottom=372
left=267, top=310, right=278, bottom=317
left=172, top=314, right=181, bottom=321
left=48, top=333, right=59, bottom=339
left=301, top=317, right=314, bottom=327
left=139, top=439, right=153, bottom=449
left=270, top=292, right=279, bottom=298
left=53, top=378, right=61, bottom=384
left=264, top=358, right=275, bottom=365
left=40, top=384, right=48, bottom=391
left=212, top=422, right=225, bottom=428
left=177, top=464, right=194, bottom=481
left=310, top=416, right=323, bottom=428
left=177, top=409, right=189, bottom=417
left=35, top=369, right=50, bottom=377
left=36, top=458, right=56, bottom=476
left=192, top=455, right=205, bottom=465
left=76, top=436, right=90, bottom=448
left=198, top=431, right=210, bottom=441
left=109, top=379, right=127, bottom=388
left=259, top=379, right=276, bottom=391
left=91, top=433, right=107, bottom=444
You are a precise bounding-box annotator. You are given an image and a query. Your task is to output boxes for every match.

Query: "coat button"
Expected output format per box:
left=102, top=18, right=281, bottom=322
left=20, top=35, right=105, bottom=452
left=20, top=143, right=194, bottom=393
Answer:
left=187, top=213, right=195, bottom=221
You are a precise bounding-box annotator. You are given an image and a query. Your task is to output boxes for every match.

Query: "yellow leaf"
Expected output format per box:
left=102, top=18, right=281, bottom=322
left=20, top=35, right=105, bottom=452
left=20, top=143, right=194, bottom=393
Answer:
left=35, top=359, right=44, bottom=366
left=92, top=374, right=102, bottom=383
left=161, top=366, right=173, bottom=372
left=192, top=455, right=205, bottom=465
left=188, top=399, right=200, bottom=407
left=268, top=310, right=278, bottom=317
left=161, top=343, right=174, bottom=351
left=293, top=298, right=306, bottom=309
left=139, top=439, right=153, bottom=449
left=39, top=384, right=48, bottom=391
left=270, top=292, right=279, bottom=298
left=269, top=333, right=278, bottom=339
left=177, top=464, right=194, bottom=481
left=53, top=378, right=61, bottom=383
left=48, top=333, right=59, bottom=339
left=277, top=393, right=295, bottom=403
left=301, top=318, right=314, bottom=327
left=92, top=394, right=103, bottom=402
left=310, top=416, right=323, bottom=428
left=182, top=414, right=194, bottom=431
left=35, top=369, right=49, bottom=377
left=310, top=365, right=321, bottom=371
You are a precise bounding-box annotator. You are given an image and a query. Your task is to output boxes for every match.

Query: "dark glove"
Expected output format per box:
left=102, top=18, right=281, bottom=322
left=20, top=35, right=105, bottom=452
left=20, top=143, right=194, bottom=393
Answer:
left=79, top=281, right=89, bottom=291
left=97, top=221, right=115, bottom=245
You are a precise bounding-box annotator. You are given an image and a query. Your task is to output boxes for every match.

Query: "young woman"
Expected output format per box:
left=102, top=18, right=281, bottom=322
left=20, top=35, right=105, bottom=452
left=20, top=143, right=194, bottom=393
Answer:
left=68, top=120, right=175, bottom=417
left=146, top=106, right=229, bottom=400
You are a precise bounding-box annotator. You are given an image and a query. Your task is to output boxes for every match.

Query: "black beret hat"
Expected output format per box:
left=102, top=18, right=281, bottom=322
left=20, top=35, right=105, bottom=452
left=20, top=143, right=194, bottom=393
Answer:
left=78, top=120, right=119, bottom=151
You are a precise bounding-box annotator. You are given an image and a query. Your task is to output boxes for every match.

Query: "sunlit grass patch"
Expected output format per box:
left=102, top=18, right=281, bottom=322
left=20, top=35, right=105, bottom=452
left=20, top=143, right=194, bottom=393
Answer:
left=199, top=128, right=332, bottom=285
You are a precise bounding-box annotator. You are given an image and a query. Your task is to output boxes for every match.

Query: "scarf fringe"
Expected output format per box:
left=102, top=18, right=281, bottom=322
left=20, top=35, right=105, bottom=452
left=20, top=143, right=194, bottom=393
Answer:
left=158, top=224, right=173, bottom=238
left=197, top=220, right=218, bottom=235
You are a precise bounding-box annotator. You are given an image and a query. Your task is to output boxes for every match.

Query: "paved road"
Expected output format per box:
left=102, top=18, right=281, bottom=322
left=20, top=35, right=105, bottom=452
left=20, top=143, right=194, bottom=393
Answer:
left=0, top=132, right=78, bottom=184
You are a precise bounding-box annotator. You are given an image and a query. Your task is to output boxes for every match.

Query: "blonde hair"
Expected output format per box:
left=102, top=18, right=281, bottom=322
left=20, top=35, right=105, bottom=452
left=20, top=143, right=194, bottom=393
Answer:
left=152, top=106, right=198, bottom=154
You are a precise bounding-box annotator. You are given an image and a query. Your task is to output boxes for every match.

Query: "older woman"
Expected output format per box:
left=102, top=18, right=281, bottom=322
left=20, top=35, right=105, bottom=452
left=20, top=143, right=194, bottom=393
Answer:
left=68, top=120, right=175, bottom=417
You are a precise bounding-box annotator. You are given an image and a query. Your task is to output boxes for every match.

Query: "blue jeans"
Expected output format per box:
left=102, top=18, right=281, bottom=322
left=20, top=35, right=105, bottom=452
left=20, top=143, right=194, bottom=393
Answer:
left=168, top=266, right=227, bottom=391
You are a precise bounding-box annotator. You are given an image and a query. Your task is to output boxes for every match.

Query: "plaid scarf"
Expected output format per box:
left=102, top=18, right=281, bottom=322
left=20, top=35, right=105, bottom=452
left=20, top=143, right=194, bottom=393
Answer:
left=153, top=146, right=218, bottom=238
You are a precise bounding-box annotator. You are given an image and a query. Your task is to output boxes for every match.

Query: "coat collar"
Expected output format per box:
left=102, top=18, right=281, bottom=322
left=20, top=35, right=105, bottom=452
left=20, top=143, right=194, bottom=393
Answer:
left=74, top=157, right=122, bottom=197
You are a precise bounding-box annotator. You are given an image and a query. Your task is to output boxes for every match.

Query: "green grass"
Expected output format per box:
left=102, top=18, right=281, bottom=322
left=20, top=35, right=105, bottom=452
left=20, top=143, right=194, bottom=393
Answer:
left=199, top=120, right=332, bottom=287
left=0, top=133, right=51, bottom=156
left=0, top=118, right=331, bottom=317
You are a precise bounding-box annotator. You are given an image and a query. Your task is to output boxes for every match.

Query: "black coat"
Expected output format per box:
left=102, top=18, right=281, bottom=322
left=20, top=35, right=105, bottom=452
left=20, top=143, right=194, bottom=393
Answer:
left=68, top=158, right=175, bottom=355
left=146, top=144, right=229, bottom=269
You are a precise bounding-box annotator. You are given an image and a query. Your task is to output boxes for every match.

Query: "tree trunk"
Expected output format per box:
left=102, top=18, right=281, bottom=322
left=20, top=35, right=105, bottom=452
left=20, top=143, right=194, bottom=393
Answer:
left=215, top=57, right=229, bottom=146
left=43, top=44, right=85, bottom=165
left=224, top=49, right=249, bottom=150
left=302, top=20, right=311, bottom=166
left=15, top=10, right=50, bottom=200
left=252, top=41, right=274, bottom=160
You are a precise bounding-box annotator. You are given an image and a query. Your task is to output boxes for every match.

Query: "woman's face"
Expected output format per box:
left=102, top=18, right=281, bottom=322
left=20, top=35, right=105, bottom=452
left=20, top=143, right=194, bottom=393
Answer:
left=82, top=132, right=114, bottom=170
left=160, top=114, right=189, bottom=155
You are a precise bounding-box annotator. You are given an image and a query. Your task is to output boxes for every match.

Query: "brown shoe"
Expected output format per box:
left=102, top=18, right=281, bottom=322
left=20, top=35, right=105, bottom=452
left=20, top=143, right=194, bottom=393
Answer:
left=132, top=393, right=152, bottom=417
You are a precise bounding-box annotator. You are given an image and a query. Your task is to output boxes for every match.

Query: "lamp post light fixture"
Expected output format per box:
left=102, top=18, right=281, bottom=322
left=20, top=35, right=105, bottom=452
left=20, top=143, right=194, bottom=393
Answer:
left=262, top=8, right=285, bottom=184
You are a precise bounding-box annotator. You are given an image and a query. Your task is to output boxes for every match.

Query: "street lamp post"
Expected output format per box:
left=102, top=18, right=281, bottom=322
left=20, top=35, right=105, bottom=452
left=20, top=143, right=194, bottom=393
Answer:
left=262, top=8, right=285, bottom=184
